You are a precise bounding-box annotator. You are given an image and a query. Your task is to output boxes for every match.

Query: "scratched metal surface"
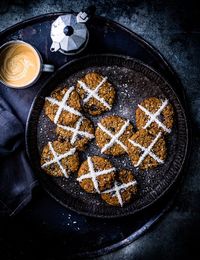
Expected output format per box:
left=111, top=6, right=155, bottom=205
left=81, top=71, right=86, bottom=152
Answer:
left=30, top=56, right=187, bottom=218
left=0, top=1, right=198, bottom=258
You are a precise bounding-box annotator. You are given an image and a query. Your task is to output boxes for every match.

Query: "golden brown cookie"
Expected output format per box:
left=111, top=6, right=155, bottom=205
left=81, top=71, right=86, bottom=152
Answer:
left=136, top=97, right=174, bottom=135
left=40, top=140, right=79, bottom=178
left=95, top=115, right=134, bottom=156
left=56, top=117, right=95, bottom=151
left=101, top=169, right=137, bottom=207
left=77, top=156, right=116, bottom=193
left=76, top=72, right=116, bottom=116
left=127, top=129, right=166, bottom=170
left=44, top=86, right=82, bottom=125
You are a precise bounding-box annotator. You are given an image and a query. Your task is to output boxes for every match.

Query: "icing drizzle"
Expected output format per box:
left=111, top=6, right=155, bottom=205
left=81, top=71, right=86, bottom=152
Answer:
left=138, top=99, right=171, bottom=133
left=129, top=132, right=164, bottom=167
left=97, top=120, right=130, bottom=153
left=57, top=117, right=94, bottom=145
left=102, top=180, right=137, bottom=207
left=78, top=76, right=112, bottom=109
left=77, top=157, right=116, bottom=193
left=41, top=142, right=76, bottom=178
left=45, top=86, right=82, bottom=124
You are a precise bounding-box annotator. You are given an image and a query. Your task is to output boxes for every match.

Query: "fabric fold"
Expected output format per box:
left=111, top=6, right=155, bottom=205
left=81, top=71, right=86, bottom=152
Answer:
left=0, top=109, right=24, bottom=156
left=0, top=89, right=39, bottom=216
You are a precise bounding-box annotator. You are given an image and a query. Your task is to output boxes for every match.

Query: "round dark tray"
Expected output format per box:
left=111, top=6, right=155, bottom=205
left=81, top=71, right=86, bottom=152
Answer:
left=26, top=54, right=188, bottom=218
left=0, top=13, right=190, bottom=258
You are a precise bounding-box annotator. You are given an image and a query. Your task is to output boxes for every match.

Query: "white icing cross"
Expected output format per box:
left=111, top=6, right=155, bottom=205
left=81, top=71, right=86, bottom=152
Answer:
left=45, top=86, right=82, bottom=124
left=102, top=180, right=137, bottom=207
left=57, top=117, right=94, bottom=145
left=77, top=157, right=116, bottom=193
left=129, top=132, right=164, bottom=167
left=41, top=142, right=76, bottom=178
left=97, top=120, right=130, bottom=153
left=138, top=99, right=171, bottom=133
left=78, top=76, right=111, bottom=109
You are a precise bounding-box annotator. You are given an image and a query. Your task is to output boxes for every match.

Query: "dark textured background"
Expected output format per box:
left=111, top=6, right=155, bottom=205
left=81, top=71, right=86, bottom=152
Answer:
left=0, top=0, right=199, bottom=259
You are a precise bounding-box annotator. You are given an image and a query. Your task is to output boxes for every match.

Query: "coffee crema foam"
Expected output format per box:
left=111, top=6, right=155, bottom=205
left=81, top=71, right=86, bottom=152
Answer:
left=0, top=43, right=40, bottom=88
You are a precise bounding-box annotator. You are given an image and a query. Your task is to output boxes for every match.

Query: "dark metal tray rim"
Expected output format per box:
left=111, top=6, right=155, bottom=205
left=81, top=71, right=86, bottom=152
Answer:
left=25, top=54, right=189, bottom=219
left=0, top=12, right=190, bottom=258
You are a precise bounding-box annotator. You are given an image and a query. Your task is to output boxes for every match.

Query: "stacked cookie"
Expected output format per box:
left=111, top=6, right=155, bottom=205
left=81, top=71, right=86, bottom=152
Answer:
left=40, top=72, right=174, bottom=207
left=129, top=97, right=174, bottom=169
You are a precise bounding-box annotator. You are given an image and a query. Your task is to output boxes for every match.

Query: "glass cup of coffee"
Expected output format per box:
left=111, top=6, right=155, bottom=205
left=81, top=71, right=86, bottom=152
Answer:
left=0, top=40, right=54, bottom=89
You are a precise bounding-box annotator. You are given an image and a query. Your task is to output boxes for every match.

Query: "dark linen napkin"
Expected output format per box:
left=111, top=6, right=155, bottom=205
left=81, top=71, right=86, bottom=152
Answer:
left=0, top=85, right=40, bottom=216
